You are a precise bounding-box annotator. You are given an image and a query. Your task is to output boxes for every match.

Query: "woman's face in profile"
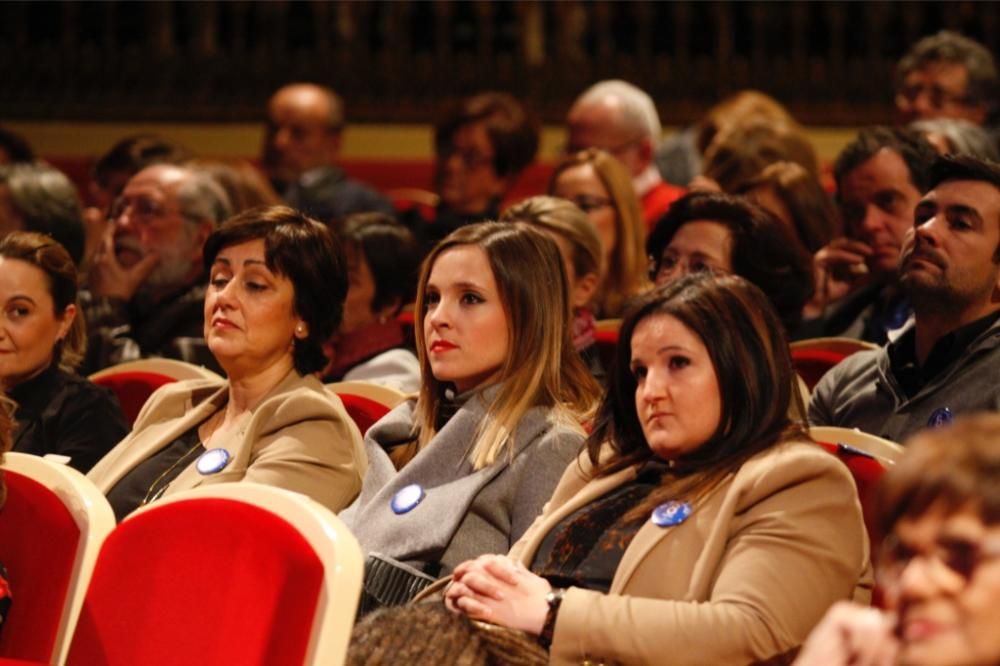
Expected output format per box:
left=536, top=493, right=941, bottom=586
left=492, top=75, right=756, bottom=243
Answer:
left=423, top=245, right=509, bottom=394
left=552, top=163, right=618, bottom=262
left=629, top=313, right=721, bottom=461
left=881, top=502, right=1000, bottom=666
left=0, top=257, right=74, bottom=387
left=654, top=220, right=733, bottom=287
left=204, top=238, right=306, bottom=374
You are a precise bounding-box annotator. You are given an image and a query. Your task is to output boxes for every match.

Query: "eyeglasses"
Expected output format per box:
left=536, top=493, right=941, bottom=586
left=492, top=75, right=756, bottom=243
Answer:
left=896, top=83, right=977, bottom=111
left=108, top=195, right=170, bottom=226
left=568, top=195, right=613, bottom=215
left=877, top=532, right=1000, bottom=598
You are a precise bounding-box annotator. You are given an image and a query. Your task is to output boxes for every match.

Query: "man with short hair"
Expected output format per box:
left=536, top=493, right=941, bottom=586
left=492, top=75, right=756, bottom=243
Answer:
left=262, top=82, right=392, bottom=223
left=896, top=30, right=998, bottom=128
left=83, top=164, right=232, bottom=373
left=806, top=126, right=938, bottom=343
left=810, top=155, right=1000, bottom=443
left=0, top=162, right=86, bottom=265
left=566, top=80, right=684, bottom=229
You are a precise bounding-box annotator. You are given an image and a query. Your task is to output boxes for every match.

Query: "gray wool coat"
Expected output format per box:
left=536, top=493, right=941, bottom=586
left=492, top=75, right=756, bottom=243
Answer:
left=340, top=390, right=585, bottom=575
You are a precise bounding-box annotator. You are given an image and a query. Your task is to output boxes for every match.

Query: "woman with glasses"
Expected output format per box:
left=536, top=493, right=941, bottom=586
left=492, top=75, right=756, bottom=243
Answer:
left=549, top=148, right=649, bottom=318
left=796, top=412, right=1000, bottom=666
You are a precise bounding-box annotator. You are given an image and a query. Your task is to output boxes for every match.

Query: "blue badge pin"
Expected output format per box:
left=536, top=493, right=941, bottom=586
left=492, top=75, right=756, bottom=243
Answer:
left=196, top=448, right=231, bottom=475
left=391, top=484, right=425, bottom=515
left=651, top=500, right=692, bottom=527
left=927, top=407, right=953, bottom=428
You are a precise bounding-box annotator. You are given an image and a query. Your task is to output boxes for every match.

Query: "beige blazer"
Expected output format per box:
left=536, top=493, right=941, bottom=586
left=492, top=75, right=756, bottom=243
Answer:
left=508, top=440, right=872, bottom=666
left=88, top=369, right=367, bottom=515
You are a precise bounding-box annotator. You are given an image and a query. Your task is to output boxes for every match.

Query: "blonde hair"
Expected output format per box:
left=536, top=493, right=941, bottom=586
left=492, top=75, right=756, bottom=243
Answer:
left=412, top=222, right=599, bottom=470
left=549, top=149, right=648, bottom=317
left=500, top=195, right=603, bottom=283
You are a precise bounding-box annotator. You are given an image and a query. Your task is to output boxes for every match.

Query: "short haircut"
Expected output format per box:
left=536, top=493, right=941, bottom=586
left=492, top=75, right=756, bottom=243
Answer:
left=897, top=30, right=999, bottom=115
left=0, top=231, right=85, bottom=370
left=925, top=153, right=1000, bottom=191
left=587, top=273, right=807, bottom=513
left=175, top=167, right=233, bottom=228
left=879, top=413, right=1000, bottom=532
left=833, top=126, right=938, bottom=196
left=336, top=212, right=420, bottom=314
left=0, top=163, right=85, bottom=265
left=434, top=92, right=539, bottom=180
left=0, top=127, right=34, bottom=164
left=909, top=118, right=1000, bottom=162
left=573, top=79, right=662, bottom=139
left=202, top=206, right=347, bottom=375
left=92, top=135, right=191, bottom=193
left=647, top=191, right=814, bottom=332
left=500, top=195, right=603, bottom=281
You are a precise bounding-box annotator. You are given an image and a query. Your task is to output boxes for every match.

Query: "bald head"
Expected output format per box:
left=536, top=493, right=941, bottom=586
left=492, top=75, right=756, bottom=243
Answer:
left=567, top=80, right=660, bottom=178
left=263, top=83, right=345, bottom=181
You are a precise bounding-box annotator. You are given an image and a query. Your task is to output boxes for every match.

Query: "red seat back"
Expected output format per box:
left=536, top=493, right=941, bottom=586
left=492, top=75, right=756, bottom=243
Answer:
left=336, top=393, right=392, bottom=436
left=0, top=472, right=81, bottom=662
left=816, top=441, right=888, bottom=561
left=791, top=349, right=852, bottom=390
left=65, top=498, right=324, bottom=666
left=90, top=371, right=177, bottom=425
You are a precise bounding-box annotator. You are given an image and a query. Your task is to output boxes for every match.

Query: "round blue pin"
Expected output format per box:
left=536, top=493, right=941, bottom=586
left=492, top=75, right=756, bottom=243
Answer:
left=196, top=448, right=231, bottom=475
left=927, top=407, right=953, bottom=428
left=391, top=484, right=425, bottom=515
left=651, top=500, right=692, bottom=527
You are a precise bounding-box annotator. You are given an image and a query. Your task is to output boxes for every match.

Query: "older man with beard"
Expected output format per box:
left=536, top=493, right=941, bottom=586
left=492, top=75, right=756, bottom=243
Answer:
left=810, top=155, right=1000, bottom=443
left=82, top=164, right=232, bottom=373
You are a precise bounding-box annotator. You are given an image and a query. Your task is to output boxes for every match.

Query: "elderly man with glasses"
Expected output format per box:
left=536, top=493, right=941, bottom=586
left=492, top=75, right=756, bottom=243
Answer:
left=82, top=164, right=232, bottom=374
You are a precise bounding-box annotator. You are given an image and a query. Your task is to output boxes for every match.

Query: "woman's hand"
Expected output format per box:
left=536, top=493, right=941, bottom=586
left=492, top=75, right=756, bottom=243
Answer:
left=445, top=554, right=552, bottom=636
left=793, top=602, right=898, bottom=666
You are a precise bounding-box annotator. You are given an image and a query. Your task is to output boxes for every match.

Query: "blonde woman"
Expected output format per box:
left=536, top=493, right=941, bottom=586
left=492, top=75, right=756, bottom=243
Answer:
left=549, top=149, right=649, bottom=318
left=343, top=222, right=599, bottom=611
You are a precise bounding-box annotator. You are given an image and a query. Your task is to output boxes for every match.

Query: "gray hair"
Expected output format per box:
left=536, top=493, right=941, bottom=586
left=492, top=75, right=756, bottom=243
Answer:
left=176, top=167, right=233, bottom=228
left=910, top=118, right=1000, bottom=162
left=898, top=31, right=999, bottom=111
left=0, top=162, right=85, bottom=264
left=574, top=79, right=662, bottom=140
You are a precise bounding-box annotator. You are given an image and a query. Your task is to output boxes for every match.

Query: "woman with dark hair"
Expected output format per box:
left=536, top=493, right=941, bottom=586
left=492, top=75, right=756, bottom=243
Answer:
left=443, top=274, right=869, bottom=664
left=343, top=222, right=599, bottom=610
left=647, top=191, right=815, bottom=333
left=0, top=232, right=127, bottom=473
left=324, top=213, right=421, bottom=392
left=796, top=413, right=1000, bottom=666
left=88, top=206, right=365, bottom=521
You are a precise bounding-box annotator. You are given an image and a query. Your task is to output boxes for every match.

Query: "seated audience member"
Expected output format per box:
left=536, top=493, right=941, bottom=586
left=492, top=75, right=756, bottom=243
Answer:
left=811, top=155, right=1000, bottom=442
left=262, top=83, right=392, bottom=223
left=910, top=117, right=1000, bottom=162
left=0, top=127, right=34, bottom=166
left=647, top=191, right=814, bottom=335
left=734, top=160, right=841, bottom=256
left=566, top=79, right=684, bottom=228
left=0, top=394, right=12, bottom=635
left=807, top=126, right=938, bottom=344
left=82, top=163, right=232, bottom=374
left=0, top=163, right=86, bottom=266
left=795, top=413, right=1000, bottom=666
left=405, top=92, right=539, bottom=253
left=84, top=135, right=192, bottom=268
left=88, top=207, right=366, bottom=521
left=500, top=196, right=604, bottom=379
left=186, top=159, right=282, bottom=214
left=1, top=233, right=128, bottom=473
left=895, top=30, right=998, bottom=129
left=342, top=223, right=599, bottom=607
left=324, top=213, right=421, bottom=393
left=440, top=274, right=869, bottom=664
left=549, top=149, right=648, bottom=318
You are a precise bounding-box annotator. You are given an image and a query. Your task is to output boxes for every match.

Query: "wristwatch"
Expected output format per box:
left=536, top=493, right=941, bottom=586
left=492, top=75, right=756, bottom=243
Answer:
left=538, top=588, right=565, bottom=650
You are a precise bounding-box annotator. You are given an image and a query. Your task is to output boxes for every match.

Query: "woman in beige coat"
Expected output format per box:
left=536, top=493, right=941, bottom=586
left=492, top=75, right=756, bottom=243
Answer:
left=443, top=274, right=871, bottom=665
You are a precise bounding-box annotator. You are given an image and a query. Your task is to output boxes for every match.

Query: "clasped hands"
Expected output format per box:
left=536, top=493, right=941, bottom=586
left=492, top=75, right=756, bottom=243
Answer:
left=444, top=554, right=552, bottom=636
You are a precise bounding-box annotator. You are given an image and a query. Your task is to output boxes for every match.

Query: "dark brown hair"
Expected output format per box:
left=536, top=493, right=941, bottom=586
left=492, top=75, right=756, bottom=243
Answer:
left=335, top=212, right=421, bottom=315
left=202, top=206, right=346, bottom=375
left=587, top=273, right=808, bottom=515
left=878, top=413, right=1000, bottom=533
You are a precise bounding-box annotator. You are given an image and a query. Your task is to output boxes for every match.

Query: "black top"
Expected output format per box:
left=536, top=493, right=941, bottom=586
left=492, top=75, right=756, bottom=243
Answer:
left=889, top=308, right=1000, bottom=399
left=105, top=427, right=205, bottom=522
left=530, top=460, right=669, bottom=593
left=10, top=364, right=129, bottom=474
